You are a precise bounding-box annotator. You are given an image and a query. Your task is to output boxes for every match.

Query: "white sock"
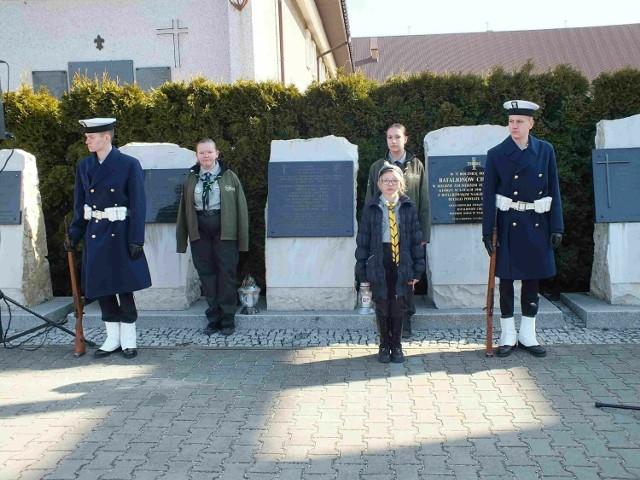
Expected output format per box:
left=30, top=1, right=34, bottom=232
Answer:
left=100, top=322, right=121, bottom=352
left=518, top=316, right=539, bottom=347
left=120, top=322, right=137, bottom=350
left=499, top=316, right=517, bottom=347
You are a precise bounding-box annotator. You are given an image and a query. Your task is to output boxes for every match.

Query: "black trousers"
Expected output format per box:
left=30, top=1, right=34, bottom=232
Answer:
left=375, top=244, right=407, bottom=348
left=499, top=279, right=540, bottom=318
left=97, top=292, right=137, bottom=324
left=190, top=211, right=239, bottom=328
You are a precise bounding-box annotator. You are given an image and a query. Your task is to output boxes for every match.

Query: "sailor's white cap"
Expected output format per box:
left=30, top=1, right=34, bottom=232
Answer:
left=79, top=118, right=116, bottom=133
left=503, top=100, right=539, bottom=116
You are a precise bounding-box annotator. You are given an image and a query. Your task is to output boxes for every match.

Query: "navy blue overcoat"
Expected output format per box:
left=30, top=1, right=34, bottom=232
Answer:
left=481, top=135, right=564, bottom=280
left=69, top=148, right=152, bottom=299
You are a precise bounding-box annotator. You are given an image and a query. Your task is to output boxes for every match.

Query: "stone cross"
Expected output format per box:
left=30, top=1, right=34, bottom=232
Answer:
left=467, top=157, right=481, bottom=171
left=156, top=19, right=189, bottom=68
left=596, top=153, right=630, bottom=207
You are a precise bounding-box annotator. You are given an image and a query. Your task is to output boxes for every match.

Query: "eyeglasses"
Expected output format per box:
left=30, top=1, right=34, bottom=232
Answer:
left=380, top=179, right=399, bottom=185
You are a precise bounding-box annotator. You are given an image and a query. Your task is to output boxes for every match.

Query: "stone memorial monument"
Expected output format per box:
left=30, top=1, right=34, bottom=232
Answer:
left=424, top=125, right=507, bottom=308
left=265, top=136, right=358, bottom=311
left=0, top=149, right=53, bottom=307
left=119, top=143, right=200, bottom=310
left=563, top=114, right=640, bottom=327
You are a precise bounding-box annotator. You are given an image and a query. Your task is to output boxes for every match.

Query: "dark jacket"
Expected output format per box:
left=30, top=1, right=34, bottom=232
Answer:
left=176, top=160, right=249, bottom=253
left=365, top=151, right=431, bottom=243
left=355, top=194, right=426, bottom=300
left=69, top=147, right=152, bottom=299
left=481, top=135, right=564, bottom=279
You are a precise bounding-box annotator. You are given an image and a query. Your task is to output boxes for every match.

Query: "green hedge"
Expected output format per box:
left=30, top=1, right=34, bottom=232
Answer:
left=3, top=65, right=640, bottom=297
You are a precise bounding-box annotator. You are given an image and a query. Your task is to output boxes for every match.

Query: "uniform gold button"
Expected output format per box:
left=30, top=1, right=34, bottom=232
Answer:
left=93, top=205, right=97, bottom=209
left=514, top=191, right=518, bottom=196
left=111, top=234, right=115, bottom=237
left=90, top=189, right=94, bottom=193
left=538, top=173, right=543, bottom=177
left=91, top=234, right=96, bottom=238
left=512, top=222, right=517, bottom=226
left=114, top=204, right=118, bottom=207
left=539, top=191, right=543, bottom=195
left=95, top=220, right=99, bottom=223
left=111, top=188, right=115, bottom=192
left=535, top=223, right=539, bottom=227
left=514, top=175, right=519, bottom=179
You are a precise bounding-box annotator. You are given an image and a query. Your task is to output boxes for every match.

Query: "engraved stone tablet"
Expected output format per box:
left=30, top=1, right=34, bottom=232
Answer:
left=0, top=172, right=22, bottom=224
left=592, top=148, right=640, bottom=223
left=267, top=161, right=353, bottom=237
left=428, top=155, right=486, bottom=224
left=143, top=169, right=189, bottom=223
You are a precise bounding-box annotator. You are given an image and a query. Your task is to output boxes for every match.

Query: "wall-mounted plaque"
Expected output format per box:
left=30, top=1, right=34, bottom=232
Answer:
left=136, top=67, right=171, bottom=90
left=143, top=169, right=189, bottom=223
left=68, top=60, right=134, bottom=85
left=32, top=71, right=68, bottom=99
left=428, top=155, right=486, bottom=224
left=0, top=172, right=22, bottom=224
left=592, top=148, right=640, bottom=223
left=268, top=161, right=353, bottom=237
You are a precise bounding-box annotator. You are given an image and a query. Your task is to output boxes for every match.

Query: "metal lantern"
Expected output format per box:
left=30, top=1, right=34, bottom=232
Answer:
left=238, top=274, right=261, bottom=314
left=356, top=282, right=374, bottom=314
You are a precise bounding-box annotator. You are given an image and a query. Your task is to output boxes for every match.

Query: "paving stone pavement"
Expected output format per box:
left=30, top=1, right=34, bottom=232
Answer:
left=2, top=339, right=640, bottom=479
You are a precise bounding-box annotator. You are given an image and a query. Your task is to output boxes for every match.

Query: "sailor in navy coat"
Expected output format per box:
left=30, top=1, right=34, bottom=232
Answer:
left=66, top=118, right=151, bottom=359
left=481, top=100, right=564, bottom=358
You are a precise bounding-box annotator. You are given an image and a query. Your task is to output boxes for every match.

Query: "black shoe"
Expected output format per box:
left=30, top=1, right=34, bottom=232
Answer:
left=203, top=323, right=221, bottom=336
left=220, top=326, right=235, bottom=336
left=121, top=348, right=138, bottom=359
left=390, top=346, right=405, bottom=363
left=378, top=346, right=391, bottom=363
left=402, top=317, right=412, bottom=338
left=518, top=343, right=547, bottom=357
left=94, top=346, right=122, bottom=358
left=496, top=344, right=516, bottom=357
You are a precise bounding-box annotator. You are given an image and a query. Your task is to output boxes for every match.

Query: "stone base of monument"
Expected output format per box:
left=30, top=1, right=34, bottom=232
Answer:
left=0, top=297, right=74, bottom=331
left=561, top=292, right=640, bottom=329
left=73, top=295, right=564, bottom=331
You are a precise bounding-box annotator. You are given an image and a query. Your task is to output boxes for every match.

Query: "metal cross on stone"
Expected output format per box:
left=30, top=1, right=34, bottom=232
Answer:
left=156, top=19, right=189, bottom=68
left=94, top=35, right=105, bottom=50
left=597, top=153, right=630, bottom=208
left=467, top=157, right=482, bottom=171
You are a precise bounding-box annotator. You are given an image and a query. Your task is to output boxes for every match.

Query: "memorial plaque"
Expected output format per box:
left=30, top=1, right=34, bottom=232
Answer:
left=136, top=67, right=171, bottom=90
left=268, top=161, right=353, bottom=237
left=0, top=172, right=22, bottom=224
left=32, top=71, right=68, bottom=99
left=143, top=168, right=189, bottom=223
left=428, top=155, right=486, bottom=224
left=592, top=148, right=640, bottom=223
left=68, top=60, right=134, bottom=85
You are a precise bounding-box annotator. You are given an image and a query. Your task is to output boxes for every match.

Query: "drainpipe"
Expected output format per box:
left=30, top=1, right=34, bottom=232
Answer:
left=277, top=0, right=285, bottom=83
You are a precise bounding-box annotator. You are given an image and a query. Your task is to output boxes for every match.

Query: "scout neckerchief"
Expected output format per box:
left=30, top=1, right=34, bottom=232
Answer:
left=201, top=172, right=220, bottom=209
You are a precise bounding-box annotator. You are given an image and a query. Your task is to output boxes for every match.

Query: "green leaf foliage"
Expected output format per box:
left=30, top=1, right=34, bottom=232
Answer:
left=3, top=64, right=639, bottom=296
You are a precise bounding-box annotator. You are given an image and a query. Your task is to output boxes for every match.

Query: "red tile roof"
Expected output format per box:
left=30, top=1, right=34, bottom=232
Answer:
left=352, top=24, right=640, bottom=81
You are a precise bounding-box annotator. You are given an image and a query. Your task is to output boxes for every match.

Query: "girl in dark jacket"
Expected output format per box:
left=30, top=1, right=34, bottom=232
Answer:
left=355, top=164, right=426, bottom=363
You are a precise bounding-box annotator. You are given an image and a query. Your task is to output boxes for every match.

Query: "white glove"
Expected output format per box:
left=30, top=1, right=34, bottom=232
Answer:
left=495, top=194, right=512, bottom=211
left=533, top=196, right=552, bottom=213
left=83, top=204, right=92, bottom=220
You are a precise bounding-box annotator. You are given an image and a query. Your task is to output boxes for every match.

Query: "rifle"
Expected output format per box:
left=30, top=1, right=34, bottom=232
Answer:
left=485, top=209, right=498, bottom=357
left=65, top=220, right=87, bottom=357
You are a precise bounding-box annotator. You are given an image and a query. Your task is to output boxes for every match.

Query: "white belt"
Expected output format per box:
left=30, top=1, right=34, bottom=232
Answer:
left=496, top=194, right=552, bottom=213
left=510, top=201, right=535, bottom=211
left=84, top=205, right=128, bottom=221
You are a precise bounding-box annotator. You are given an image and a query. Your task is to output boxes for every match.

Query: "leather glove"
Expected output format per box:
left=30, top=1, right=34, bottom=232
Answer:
left=63, top=237, right=76, bottom=252
left=129, top=243, right=144, bottom=260
left=550, top=232, right=563, bottom=250
left=482, top=234, right=495, bottom=256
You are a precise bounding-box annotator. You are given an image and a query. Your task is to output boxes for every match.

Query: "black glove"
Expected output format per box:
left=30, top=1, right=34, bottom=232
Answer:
left=482, top=234, right=495, bottom=257
left=129, top=243, right=144, bottom=260
left=63, top=237, right=76, bottom=252
left=550, top=232, right=563, bottom=250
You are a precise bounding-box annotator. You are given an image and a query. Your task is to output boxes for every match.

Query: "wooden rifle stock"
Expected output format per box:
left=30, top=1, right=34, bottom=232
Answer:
left=485, top=211, right=498, bottom=357
left=66, top=225, right=87, bottom=357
